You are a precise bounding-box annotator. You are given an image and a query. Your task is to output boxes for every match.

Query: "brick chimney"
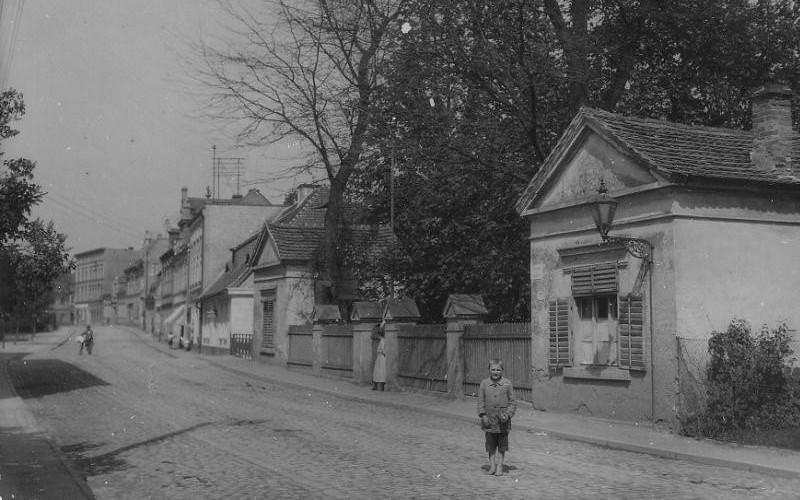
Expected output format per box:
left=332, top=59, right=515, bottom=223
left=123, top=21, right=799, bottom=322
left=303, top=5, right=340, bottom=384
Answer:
left=750, top=82, right=795, bottom=176
left=179, top=187, right=192, bottom=225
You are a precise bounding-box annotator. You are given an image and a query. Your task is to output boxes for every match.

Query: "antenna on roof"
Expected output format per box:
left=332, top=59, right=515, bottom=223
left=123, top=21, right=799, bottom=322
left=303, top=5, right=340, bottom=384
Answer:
left=211, top=145, right=245, bottom=199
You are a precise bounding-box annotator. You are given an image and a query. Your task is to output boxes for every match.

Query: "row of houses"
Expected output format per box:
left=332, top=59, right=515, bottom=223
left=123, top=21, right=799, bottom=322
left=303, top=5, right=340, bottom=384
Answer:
left=62, top=81, right=799, bottom=424
left=70, top=183, right=393, bottom=361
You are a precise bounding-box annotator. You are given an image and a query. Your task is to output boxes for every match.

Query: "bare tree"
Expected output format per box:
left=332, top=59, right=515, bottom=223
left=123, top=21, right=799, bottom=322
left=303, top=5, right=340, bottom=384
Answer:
left=200, top=0, right=406, bottom=300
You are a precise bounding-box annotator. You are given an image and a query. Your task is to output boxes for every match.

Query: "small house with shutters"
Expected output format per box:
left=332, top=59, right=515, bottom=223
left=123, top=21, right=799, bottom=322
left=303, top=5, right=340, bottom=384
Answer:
left=246, top=184, right=397, bottom=362
left=516, top=83, right=800, bottom=424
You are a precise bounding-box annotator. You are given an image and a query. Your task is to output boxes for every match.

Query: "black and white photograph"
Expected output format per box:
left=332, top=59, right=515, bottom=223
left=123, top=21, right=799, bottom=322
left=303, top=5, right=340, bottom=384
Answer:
left=1, top=1, right=800, bottom=498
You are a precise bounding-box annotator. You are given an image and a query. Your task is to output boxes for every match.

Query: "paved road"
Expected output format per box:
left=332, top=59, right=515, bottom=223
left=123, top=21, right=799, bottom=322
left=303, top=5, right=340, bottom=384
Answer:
left=7, top=326, right=800, bottom=499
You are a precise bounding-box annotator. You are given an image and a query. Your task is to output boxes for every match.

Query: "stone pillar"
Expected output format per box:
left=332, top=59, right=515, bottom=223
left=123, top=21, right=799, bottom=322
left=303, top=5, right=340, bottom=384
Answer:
left=382, top=297, right=421, bottom=391
left=350, top=301, right=383, bottom=385
left=443, top=294, right=488, bottom=398
left=312, top=305, right=341, bottom=375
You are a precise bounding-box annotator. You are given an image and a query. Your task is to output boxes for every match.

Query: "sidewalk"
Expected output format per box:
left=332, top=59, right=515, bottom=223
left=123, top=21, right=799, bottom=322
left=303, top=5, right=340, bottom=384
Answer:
left=136, top=329, right=800, bottom=480
left=0, top=328, right=95, bottom=500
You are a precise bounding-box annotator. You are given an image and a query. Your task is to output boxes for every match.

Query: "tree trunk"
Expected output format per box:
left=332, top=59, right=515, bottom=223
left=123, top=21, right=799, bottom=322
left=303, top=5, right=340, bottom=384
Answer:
left=323, top=177, right=347, bottom=303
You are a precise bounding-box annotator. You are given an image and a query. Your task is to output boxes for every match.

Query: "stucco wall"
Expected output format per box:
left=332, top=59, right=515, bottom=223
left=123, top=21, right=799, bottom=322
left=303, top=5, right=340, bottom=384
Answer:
left=526, top=129, right=681, bottom=423
left=203, top=205, right=283, bottom=290
left=529, top=196, right=677, bottom=422
left=253, top=265, right=315, bottom=363
left=673, top=190, right=800, bottom=336
left=201, top=288, right=254, bottom=354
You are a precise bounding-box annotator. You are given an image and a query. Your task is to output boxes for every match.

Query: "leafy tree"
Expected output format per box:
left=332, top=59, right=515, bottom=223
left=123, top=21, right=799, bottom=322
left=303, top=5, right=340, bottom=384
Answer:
left=350, top=0, right=799, bottom=320
left=617, top=0, right=800, bottom=128
left=0, top=90, right=41, bottom=244
left=4, top=219, right=74, bottom=333
left=201, top=0, right=408, bottom=301
left=0, top=89, right=72, bottom=330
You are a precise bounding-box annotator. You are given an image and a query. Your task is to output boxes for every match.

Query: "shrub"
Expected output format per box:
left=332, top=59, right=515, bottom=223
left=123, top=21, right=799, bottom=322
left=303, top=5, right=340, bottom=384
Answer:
left=686, top=319, right=800, bottom=438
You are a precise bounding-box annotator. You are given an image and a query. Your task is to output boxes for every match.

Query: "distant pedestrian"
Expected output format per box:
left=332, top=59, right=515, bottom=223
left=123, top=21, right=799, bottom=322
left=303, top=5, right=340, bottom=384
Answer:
left=79, top=325, right=94, bottom=355
left=478, top=359, right=516, bottom=476
left=372, top=324, right=386, bottom=391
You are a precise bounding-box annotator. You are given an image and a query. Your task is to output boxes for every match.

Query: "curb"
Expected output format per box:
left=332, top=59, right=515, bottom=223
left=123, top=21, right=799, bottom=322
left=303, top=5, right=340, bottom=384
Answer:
left=205, top=357, right=800, bottom=480
left=121, top=325, right=800, bottom=480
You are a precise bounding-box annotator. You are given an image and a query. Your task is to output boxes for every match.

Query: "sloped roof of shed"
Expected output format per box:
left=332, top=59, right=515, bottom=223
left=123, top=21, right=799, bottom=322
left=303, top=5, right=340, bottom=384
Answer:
left=517, top=107, right=800, bottom=213
left=200, top=260, right=251, bottom=300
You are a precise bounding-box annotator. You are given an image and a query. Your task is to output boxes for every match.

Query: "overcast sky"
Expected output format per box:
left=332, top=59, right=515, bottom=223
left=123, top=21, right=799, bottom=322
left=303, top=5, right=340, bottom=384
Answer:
left=3, top=0, right=309, bottom=254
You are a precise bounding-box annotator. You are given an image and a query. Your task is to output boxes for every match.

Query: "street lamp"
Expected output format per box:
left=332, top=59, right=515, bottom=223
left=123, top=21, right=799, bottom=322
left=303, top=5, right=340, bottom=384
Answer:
left=591, top=179, right=652, bottom=263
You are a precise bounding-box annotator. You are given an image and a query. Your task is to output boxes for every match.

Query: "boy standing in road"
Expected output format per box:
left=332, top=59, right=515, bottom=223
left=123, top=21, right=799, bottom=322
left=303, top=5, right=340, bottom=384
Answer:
left=478, top=359, right=516, bottom=476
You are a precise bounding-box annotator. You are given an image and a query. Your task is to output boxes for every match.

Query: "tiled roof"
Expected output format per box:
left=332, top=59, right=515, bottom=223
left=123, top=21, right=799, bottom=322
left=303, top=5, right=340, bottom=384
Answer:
left=274, top=187, right=329, bottom=226
left=269, top=225, right=325, bottom=261
left=517, top=107, right=800, bottom=213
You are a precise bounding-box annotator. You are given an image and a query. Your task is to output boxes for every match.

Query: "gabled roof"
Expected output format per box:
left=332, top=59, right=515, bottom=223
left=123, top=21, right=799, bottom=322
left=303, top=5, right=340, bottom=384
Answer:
left=231, top=185, right=401, bottom=281
left=199, top=259, right=251, bottom=300
left=268, top=225, right=325, bottom=261
left=274, top=187, right=329, bottom=226
left=517, top=107, right=800, bottom=213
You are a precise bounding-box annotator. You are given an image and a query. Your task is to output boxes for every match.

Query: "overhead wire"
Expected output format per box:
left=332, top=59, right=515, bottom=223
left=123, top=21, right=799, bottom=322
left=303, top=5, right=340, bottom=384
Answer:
left=0, top=0, right=25, bottom=90
left=45, top=195, right=144, bottom=241
left=47, top=191, right=147, bottom=231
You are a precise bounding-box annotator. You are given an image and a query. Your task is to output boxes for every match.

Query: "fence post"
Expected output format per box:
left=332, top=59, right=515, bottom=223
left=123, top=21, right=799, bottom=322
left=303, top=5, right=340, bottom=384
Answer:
left=313, top=305, right=341, bottom=375
left=443, top=294, right=488, bottom=398
left=350, top=301, right=383, bottom=385
left=382, top=297, right=421, bottom=391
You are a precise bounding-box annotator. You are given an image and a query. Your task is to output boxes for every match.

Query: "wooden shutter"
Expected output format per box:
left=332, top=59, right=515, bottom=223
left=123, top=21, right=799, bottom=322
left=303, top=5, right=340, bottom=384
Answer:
left=570, top=263, right=618, bottom=296
left=618, top=295, right=645, bottom=370
left=261, top=294, right=275, bottom=349
left=548, top=298, right=571, bottom=367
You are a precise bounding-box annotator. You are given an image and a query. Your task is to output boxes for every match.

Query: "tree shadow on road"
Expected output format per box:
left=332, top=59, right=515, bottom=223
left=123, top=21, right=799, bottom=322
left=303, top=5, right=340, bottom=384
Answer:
left=62, top=441, right=132, bottom=476
left=7, top=358, right=109, bottom=398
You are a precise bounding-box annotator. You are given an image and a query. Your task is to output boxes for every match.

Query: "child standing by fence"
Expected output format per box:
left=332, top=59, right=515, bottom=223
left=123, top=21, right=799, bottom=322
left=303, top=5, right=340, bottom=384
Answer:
left=477, top=358, right=516, bottom=476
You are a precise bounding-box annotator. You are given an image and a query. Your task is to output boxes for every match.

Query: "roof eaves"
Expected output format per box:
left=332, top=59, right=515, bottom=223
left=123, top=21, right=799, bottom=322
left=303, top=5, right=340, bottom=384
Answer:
left=516, top=108, right=592, bottom=214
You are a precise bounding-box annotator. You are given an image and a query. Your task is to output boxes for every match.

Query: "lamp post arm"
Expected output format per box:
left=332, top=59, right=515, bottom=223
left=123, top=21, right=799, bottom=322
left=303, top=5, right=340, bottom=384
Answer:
left=604, top=236, right=652, bottom=296
left=606, top=236, right=652, bottom=263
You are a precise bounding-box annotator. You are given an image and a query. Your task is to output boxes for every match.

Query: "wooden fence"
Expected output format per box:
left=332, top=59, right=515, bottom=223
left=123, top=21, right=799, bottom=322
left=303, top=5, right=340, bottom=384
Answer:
left=321, top=324, right=353, bottom=377
left=397, top=324, right=448, bottom=392
left=463, top=322, right=532, bottom=402
left=287, top=324, right=313, bottom=367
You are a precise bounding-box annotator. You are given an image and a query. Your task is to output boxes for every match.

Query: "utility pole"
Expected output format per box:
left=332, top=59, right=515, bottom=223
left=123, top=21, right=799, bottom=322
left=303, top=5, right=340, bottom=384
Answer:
left=390, top=150, right=396, bottom=230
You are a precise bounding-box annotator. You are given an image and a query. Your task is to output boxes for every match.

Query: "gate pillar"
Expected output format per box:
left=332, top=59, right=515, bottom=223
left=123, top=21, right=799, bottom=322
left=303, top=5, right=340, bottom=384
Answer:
left=444, top=294, right=487, bottom=398
left=350, top=301, right=383, bottom=385
left=312, top=305, right=341, bottom=375
left=382, top=297, right=420, bottom=391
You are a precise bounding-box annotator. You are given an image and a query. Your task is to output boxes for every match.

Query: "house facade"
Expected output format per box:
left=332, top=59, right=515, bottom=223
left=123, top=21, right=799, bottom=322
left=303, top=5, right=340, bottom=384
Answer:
left=154, top=186, right=283, bottom=346
left=250, top=184, right=325, bottom=360
left=73, top=247, right=142, bottom=325
left=246, top=184, right=397, bottom=363
left=118, top=259, right=144, bottom=325
left=141, top=232, right=170, bottom=334
left=517, top=83, right=800, bottom=424
left=187, top=188, right=284, bottom=348
left=198, top=231, right=261, bottom=354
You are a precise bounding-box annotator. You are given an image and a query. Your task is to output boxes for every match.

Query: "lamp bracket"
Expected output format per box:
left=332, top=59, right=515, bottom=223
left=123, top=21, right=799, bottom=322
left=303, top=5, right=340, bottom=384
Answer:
left=604, top=236, right=652, bottom=262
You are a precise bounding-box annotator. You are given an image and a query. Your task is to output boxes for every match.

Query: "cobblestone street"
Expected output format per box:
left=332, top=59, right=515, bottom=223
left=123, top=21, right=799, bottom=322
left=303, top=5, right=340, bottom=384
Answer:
left=7, top=326, right=800, bottom=499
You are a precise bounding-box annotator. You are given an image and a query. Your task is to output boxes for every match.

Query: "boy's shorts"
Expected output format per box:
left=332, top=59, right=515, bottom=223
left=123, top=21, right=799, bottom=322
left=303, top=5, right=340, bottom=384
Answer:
left=484, top=432, right=509, bottom=453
